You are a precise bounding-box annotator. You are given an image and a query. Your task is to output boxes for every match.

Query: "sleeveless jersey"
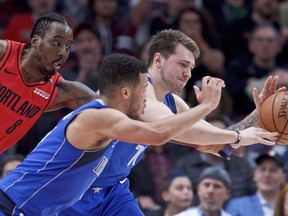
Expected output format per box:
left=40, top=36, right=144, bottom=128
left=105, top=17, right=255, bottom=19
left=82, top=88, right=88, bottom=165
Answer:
left=0, top=40, right=63, bottom=152
left=60, top=77, right=177, bottom=215
left=0, top=99, right=115, bottom=216
left=86, top=77, right=177, bottom=188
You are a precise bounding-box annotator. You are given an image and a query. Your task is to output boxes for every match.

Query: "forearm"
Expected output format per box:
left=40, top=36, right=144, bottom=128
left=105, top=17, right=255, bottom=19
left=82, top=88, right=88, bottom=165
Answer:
left=228, top=110, right=258, bottom=131
left=171, top=120, right=238, bottom=145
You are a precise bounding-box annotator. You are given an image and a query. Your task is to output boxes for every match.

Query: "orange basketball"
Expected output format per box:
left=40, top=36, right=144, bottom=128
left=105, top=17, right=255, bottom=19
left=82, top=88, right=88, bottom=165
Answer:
left=259, top=91, right=288, bottom=144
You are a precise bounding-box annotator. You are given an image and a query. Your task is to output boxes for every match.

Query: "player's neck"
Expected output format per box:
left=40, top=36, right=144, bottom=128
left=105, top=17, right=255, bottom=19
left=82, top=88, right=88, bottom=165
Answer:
left=148, top=67, right=171, bottom=102
left=21, top=58, right=47, bottom=83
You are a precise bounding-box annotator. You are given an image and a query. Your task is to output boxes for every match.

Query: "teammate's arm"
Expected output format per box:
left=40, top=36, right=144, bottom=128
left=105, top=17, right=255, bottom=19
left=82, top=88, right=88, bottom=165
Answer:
left=67, top=77, right=227, bottom=150
left=142, top=76, right=281, bottom=147
left=46, top=79, right=98, bottom=111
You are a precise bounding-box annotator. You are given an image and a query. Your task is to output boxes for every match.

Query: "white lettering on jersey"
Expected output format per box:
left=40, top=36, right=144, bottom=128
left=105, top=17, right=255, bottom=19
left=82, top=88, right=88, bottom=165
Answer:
left=127, top=145, right=146, bottom=166
left=93, top=156, right=108, bottom=176
left=33, top=87, right=50, bottom=99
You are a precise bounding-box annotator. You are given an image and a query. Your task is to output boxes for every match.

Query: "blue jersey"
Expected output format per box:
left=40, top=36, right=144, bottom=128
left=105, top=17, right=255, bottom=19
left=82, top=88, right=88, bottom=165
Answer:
left=0, top=99, right=116, bottom=216
left=81, top=77, right=177, bottom=188
left=61, top=78, right=177, bottom=216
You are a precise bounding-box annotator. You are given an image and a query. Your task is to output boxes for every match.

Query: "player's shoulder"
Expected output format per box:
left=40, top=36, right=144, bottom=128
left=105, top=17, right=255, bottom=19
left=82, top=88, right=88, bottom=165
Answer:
left=0, top=40, right=8, bottom=61
left=172, top=93, right=189, bottom=112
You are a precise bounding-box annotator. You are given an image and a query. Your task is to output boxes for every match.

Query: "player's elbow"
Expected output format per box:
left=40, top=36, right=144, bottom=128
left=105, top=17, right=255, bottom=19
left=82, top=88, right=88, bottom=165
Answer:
left=149, top=130, right=172, bottom=145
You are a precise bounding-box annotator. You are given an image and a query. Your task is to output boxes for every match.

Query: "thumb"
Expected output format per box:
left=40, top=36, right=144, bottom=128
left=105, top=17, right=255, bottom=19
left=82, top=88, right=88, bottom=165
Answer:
left=193, top=85, right=200, bottom=95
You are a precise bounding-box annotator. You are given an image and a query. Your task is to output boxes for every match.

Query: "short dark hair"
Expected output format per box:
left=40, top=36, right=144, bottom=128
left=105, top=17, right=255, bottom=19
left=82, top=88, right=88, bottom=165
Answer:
left=74, top=23, right=100, bottom=41
left=148, top=29, right=200, bottom=66
left=98, top=54, right=147, bottom=97
left=161, top=170, right=190, bottom=192
left=30, top=13, right=73, bottom=39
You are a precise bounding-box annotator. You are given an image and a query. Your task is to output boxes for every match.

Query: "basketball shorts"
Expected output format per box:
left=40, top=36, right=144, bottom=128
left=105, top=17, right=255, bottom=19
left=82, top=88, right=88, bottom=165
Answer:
left=60, top=178, right=144, bottom=216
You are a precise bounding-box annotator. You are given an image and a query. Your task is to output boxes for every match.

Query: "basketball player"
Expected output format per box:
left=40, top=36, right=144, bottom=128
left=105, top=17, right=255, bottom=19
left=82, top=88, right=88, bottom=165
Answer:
left=0, top=53, right=237, bottom=215
left=0, top=13, right=96, bottom=153
left=60, top=30, right=283, bottom=215
left=0, top=13, right=261, bottom=158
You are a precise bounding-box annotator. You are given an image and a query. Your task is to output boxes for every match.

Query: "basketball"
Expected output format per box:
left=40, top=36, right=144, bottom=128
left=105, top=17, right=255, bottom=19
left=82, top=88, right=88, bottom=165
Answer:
left=259, top=91, right=288, bottom=144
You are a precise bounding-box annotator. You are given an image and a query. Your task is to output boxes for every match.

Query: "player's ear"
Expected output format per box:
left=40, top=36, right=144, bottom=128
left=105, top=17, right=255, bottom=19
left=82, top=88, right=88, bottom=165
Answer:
left=31, top=35, right=40, bottom=49
left=154, top=53, right=162, bottom=68
left=120, top=87, right=130, bottom=99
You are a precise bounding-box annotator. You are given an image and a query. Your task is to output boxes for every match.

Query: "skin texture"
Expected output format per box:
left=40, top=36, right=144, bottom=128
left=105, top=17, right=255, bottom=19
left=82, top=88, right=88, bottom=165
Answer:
left=66, top=74, right=225, bottom=150
left=0, top=22, right=97, bottom=113
left=141, top=40, right=283, bottom=158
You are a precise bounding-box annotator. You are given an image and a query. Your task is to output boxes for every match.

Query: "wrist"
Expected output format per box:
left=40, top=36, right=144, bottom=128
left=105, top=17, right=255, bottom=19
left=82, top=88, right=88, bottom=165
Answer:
left=231, top=130, right=241, bottom=149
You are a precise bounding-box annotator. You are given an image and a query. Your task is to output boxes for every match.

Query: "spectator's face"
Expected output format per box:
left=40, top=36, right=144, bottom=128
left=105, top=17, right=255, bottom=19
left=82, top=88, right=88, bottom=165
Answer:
left=178, top=11, right=202, bottom=40
left=2, top=160, right=22, bottom=177
left=27, top=0, right=55, bottom=16
left=253, top=0, right=279, bottom=19
left=162, top=176, right=193, bottom=209
left=197, top=178, right=229, bottom=213
left=254, top=159, right=285, bottom=194
left=75, top=29, right=102, bottom=62
left=249, top=27, right=281, bottom=60
left=159, top=44, right=195, bottom=94
left=93, top=0, right=118, bottom=18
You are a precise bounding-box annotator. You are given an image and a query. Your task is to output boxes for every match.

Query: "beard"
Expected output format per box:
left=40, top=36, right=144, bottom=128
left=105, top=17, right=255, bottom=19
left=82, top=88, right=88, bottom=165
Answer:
left=33, top=55, right=56, bottom=78
left=160, top=69, right=182, bottom=94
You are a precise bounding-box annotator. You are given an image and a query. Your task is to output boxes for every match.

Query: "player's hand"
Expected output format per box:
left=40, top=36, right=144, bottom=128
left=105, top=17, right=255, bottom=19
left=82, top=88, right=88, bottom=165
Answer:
left=193, top=144, right=242, bottom=160
left=238, top=127, right=278, bottom=146
left=253, top=76, right=286, bottom=112
left=193, top=76, right=225, bottom=110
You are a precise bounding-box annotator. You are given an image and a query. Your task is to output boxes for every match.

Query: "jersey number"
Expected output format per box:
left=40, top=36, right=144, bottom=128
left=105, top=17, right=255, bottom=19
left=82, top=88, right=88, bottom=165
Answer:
left=127, top=145, right=146, bottom=166
left=6, top=119, right=23, bottom=134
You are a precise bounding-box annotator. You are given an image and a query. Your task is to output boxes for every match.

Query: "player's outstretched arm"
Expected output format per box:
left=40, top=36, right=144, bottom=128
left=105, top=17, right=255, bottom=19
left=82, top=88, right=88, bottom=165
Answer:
left=67, top=77, right=224, bottom=149
left=46, top=79, right=98, bottom=111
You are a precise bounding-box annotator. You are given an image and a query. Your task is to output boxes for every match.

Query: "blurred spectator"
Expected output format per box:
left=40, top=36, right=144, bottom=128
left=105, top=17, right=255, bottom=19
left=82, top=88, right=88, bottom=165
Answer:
left=61, top=23, right=102, bottom=91
left=129, top=0, right=152, bottom=46
left=150, top=0, right=197, bottom=36
left=3, top=0, right=57, bottom=43
left=223, top=0, right=280, bottom=63
left=203, top=0, right=251, bottom=35
left=225, top=23, right=283, bottom=120
left=137, top=38, right=151, bottom=66
left=226, top=150, right=286, bottom=216
left=176, top=167, right=232, bottom=216
left=128, top=143, right=192, bottom=212
left=85, top=0, right=136, bottom=56
left=0, top=154, right=24, bottom=178
left=146, top=171, right=193, bottom=216
left=0, top=0, right=29, bottom=37
left=58, top=0, right=89, bottom=25
left=173, top=7, right=225, bottom=104
left=274, top=184, right=288, bottom=216
left=175, top=115, right=256, bottom=206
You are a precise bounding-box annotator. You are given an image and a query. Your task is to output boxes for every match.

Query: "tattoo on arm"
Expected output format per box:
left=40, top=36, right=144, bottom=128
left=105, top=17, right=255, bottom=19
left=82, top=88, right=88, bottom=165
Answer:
left=67, top=81, right=97, bottom=107
left=228, top=110, right=258, bottom=131
left=51, top=80, right=97, bottom=111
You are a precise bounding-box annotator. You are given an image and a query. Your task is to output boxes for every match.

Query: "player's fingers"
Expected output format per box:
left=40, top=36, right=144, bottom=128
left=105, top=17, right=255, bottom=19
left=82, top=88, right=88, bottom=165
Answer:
left=222, top=145, right=242, bottom=157
left=218, top=150, right=230, bottom=160
left=269, top=76, right=278, bottom=91
left=276, top=86, right=287, bottom=92
left=257, top=138, right=276, bottom=146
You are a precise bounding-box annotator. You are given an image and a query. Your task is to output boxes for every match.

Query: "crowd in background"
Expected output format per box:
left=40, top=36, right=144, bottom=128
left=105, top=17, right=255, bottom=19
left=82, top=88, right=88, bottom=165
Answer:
left=1, top=0, right=288, bottom=215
